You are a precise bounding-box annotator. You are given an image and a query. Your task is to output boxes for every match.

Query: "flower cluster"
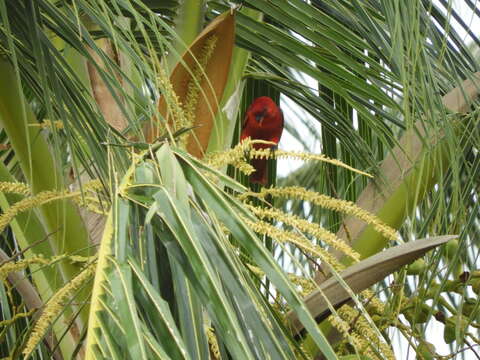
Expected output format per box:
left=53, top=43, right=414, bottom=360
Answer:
left=242, top=186, right=398, bottom=242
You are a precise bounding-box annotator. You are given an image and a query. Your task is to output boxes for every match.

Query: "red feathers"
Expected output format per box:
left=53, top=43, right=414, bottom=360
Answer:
left=240, top=96, right=284, bottom=184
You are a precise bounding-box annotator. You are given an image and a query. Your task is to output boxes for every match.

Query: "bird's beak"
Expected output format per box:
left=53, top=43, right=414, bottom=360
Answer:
left=255, top=114, right=265, bottom=125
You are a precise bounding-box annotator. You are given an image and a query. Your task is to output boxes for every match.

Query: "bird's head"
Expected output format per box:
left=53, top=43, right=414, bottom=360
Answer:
left=248, top=96, right=279, bottom=127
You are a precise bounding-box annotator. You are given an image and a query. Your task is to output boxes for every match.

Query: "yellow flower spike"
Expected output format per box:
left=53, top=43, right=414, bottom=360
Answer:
left=206, top=139, right=279, bottom=175
left=242, top=186, right=398, bottom=242
left=242, top=217, right=344, bottom=271
left=206, top=139, right=370, bottom=179
left=182, top=36, right=218, bottom=135
left=205, top=137, right=253, bottom=167
left=71, top=195, right=107, bottom=215
left=206, top=327, right=221, bottom=360
left=231, top=160, right=256, bottom=175
left=155, top=65, right=187, bottom=138
left=82, top=179, right=103, bottom=191
left=0, top=191, right=66, bottom=234
left=150, top=35, right=220, bottom=149
left=288, top=274, right=317, bottom=297
left=0, top=256, right=50, bottom=281
left=361, top=289, right=386, bottom=314
left=267, top=149, right=372, bottom=178
left=245, top=264, right=264, bottom=278
left=0, top=190, right=106, bottom=234
left=331, top=305, right=395, bottom=360
left=68, top=255, right=97, bottom=264
left=23, top=262, right=96, bottom=358
left=246, top=205, right=360, bottom=262
left=0, top=181, right=30, bottom=195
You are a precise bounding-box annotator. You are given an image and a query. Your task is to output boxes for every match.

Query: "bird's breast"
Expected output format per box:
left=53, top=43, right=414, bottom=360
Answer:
left=248, top=119, right=282, bottom=139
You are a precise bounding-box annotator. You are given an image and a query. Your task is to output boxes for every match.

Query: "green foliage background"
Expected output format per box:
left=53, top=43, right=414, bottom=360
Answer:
left=0, top=0, right=479, bottom=359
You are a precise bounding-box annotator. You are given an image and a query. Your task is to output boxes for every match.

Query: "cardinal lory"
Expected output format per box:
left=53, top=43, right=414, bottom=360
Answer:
left=240, top=96, right=284, bottom=184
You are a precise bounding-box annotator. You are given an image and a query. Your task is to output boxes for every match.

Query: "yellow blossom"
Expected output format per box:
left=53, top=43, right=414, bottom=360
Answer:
left=206, top=327, right=220, bottom=359
left=23, top=262, right=97, bottom=357
left=0, top=256, right=50, bottom=280
left=246, top=204, right=360, bottom=261
left=0, top=181, right=30, bottom=195
left=243, top=217, right=344, bottom=271
left=241, top=186, right=398, bottom=242
left=250, top=149, right=373, bottom=178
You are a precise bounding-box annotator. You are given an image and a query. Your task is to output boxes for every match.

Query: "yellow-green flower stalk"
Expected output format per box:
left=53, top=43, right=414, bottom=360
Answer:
left=0, top=256, right=50, bottom=281
left=0, top=182, right=105, bottom=234
left=206, top=327, right=221, bottom=359
left=0, top=181, right=31, bottom=196
left=330, top=305, right=395, bottom=360
left=205, top=138, right=257, bottom=174
left=71, top=195, right=107, bottom=215
left=23, top=262, right=97, bottom=358
left=153, top=35, right=218, bottom=148
left=242, top=186, right=398, bottom=242
left=0, top=309, right=36, bottom=327
left=243, top=217, right=344, bottom=271
left=205, top=139, right=371, bottom=179
left=246, top=204, right=360, bottom=261
left=28, top=120, right=64, bottom=129
left=250, top=149, right=373, bottom=178
left=361, top=289, right=386, bottom=314
left=182, top=35, right=218, bottom=133
left=155, top=65, right=186, bottom=140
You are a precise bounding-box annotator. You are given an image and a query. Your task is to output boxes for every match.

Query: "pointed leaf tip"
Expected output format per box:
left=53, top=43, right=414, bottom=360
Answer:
left=286, top=235, right=456, bottom=335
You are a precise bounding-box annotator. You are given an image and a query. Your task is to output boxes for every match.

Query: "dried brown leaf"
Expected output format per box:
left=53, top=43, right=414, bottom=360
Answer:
left=146, top=11, right=235, bottom=158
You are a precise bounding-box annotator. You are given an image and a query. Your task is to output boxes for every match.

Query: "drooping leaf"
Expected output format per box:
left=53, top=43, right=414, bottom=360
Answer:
left=286, top=235, right=455, bottom=335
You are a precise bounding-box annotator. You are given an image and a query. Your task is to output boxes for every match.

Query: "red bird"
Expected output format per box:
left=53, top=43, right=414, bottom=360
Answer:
left=240, top=96, right=284, bottom=184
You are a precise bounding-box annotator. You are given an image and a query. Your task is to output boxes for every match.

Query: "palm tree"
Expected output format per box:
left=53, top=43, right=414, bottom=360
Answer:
left=0, top=0, right=479, bottom=359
